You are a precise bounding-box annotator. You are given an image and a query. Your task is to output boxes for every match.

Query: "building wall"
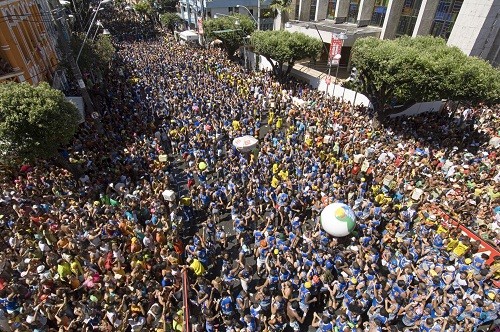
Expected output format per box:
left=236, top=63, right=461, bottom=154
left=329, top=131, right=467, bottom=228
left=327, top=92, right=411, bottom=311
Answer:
left=0, top=0, right=59, bottom=84
left=292, top=0, right=498, bottom=66
left=180, top=0, right=273, bottom=29
left=446, top=0, right=499, bottom=66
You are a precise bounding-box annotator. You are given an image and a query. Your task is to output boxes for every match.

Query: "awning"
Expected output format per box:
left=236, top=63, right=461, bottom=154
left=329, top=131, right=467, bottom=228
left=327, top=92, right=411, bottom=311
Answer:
left=66, top=96, right=85, bottom=124
left=179, top=30, right=199, bottom=41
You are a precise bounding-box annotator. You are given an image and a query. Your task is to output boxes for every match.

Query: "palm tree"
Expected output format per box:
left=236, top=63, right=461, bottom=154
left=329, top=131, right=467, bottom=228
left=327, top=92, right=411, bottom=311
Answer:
left=270, top=0, right=292, bottom=30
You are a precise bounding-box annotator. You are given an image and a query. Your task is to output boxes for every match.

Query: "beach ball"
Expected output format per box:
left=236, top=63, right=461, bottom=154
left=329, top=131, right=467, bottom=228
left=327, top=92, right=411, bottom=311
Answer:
left=198, top=162, right=207, bottom=171
left=320, top=203, right=356, bottom=237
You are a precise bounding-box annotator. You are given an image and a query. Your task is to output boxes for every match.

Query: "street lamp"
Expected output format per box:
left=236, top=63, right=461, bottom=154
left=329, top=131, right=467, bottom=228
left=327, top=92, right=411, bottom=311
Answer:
left=236, top=4, right=259, bottom=30
left=91, top=20, right=103, bottom=41
left=76, top=0, right=112, bottom=64
left=350, top=67, right=360, bottom=110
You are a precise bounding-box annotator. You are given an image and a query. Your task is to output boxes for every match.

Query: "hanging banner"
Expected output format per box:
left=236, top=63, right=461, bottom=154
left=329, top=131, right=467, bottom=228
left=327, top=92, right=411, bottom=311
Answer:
left=328, top=35, right=342, bottom=66
left=197, top=17, right=204, bottom=34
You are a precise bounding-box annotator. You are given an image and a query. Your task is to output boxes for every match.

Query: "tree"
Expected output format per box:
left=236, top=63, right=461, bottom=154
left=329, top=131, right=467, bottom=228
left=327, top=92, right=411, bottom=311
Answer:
left=160, top=12, right=183, bottom=32
left=134, top=0, right=154, bottom=21
left=270, top=0, right=292, bottom=30
left=150, top=0, right=178, bottom=14
left=350, top=36, right=500, bottom=111
left=71, top=33, right=115, bottom=82
left=251, top=30, right=322, bottom=82
left=203, top=14, right=256, bottom=56
left=0, top=82, right=80, bottom=164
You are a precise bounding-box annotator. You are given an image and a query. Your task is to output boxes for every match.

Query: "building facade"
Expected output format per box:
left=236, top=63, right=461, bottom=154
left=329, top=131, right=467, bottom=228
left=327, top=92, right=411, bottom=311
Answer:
left=289, top=0, right=499, bottom=66
left=178, top=0, right=274, bottom=31
left=0, top=0, right=60, bottom=84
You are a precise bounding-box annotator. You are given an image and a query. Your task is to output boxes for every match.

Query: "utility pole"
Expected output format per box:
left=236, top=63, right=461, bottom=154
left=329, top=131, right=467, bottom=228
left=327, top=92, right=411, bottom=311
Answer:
left=53, top=4, right=95, bottom=115
left=186, top=0, right=191, bottom=29
left=257, top=0, right=260, bottom=31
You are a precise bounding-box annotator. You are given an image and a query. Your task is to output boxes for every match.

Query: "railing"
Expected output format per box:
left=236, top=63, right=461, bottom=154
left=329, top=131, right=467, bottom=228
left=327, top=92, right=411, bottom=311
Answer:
left=0, top=71, right=23, bottom=82
left=432, top=205, right=500, bottom=265
left=182, top=268, right=191, bottom=332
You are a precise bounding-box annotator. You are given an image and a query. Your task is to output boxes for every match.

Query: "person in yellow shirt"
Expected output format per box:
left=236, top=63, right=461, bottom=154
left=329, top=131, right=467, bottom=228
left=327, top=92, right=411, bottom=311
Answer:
left=57, top=259, right=71, bottom=280
left=188, top=258, right=205, bottom=276
left=172, top=310, right=184, bottom=332
left=70, top=257, right=84, bottom=279
left=272, top=163, right=279, bottom=174
left=232, top=119, right=240, bottom=131
left=268, top=111, right=275, bottom=126
left=452, top=240, right=469, bottom=257
left=278, top=169, right=289, bottom=181
left=271, top=176, right=280, bottom=189
left=276, top=117, right=282, bottom=129
left=446, top=237, right=459, bottom=252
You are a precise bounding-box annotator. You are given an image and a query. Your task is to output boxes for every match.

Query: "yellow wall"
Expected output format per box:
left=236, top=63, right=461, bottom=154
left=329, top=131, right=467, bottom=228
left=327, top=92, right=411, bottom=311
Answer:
left=0, top=0, right=59, bottom=84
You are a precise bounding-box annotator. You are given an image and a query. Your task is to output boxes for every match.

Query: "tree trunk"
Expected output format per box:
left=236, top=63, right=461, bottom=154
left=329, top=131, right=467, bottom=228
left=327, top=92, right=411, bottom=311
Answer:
left=274, top=9, right=289, bottom=30
left=284, top=60, right=294, bottom=81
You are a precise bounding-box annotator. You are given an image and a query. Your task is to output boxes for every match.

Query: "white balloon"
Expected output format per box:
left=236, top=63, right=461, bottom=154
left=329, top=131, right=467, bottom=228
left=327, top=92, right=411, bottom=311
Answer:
left=320, top=203, right=357, bottom=237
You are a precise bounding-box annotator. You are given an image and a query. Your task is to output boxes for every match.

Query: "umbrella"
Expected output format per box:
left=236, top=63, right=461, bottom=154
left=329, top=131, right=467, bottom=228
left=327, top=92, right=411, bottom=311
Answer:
left=232, top=135, right=258, bottom=153
left=113, top=183, right=125, bottom=192
left=210, top=39, right=223, bottom=46
left=198, top=161, right=207, bottom=171
left=162, top=190, right=176, bottom=202
left=489, top=136, right=500, bottom=148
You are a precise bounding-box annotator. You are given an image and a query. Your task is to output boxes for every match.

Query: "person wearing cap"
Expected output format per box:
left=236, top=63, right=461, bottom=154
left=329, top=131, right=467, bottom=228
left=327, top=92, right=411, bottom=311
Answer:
left=297, top=281, right=316, bottom=315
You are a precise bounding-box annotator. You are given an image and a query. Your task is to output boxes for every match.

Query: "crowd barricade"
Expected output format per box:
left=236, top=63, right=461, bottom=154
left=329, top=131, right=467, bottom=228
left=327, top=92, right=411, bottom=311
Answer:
left=432, top=205, right=500, bottom=265
left=182, top=269, right=191, bottom=332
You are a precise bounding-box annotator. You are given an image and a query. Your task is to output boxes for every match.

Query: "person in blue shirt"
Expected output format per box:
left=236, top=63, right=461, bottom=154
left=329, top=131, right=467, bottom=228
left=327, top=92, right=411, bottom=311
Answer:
left=312, top=312, right=334, bottom=332
left=218, top=289, right=234, bottom=317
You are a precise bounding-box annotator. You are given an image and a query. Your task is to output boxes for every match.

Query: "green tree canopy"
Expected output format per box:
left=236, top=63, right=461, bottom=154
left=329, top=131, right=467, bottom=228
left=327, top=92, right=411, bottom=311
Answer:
left=71, top=33, right=115, bottom=80
left=160, top=12, right=183, bottom=32
left=0, top=82, right=80, bottom=164
left=251, top=30, right=322, bottom=82
left=351, top=36, right=500, bottom=111
left=203, top=14, right=256, bottom=56
left=269, top=0, right=292, bottom=30
left=134, top=0, right=153, bottom=18
left=150, top=0, right=177, bottom=14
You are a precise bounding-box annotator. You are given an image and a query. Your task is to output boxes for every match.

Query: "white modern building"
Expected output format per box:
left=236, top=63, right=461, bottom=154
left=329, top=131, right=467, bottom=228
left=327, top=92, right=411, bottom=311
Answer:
left=287, top=0, right=499, bottom=67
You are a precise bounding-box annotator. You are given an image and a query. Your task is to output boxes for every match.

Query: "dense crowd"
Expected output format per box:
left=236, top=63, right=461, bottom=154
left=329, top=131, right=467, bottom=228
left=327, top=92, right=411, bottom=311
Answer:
left=0, top=9, right=499, bottom=332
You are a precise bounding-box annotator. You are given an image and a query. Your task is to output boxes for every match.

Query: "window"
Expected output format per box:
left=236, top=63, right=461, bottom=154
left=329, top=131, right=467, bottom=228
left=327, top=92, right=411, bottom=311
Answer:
left=327, top=0, right=337, bottom=19
left=228, top=7, right=233, bottom=14
left=347, top=0, right=359, bottom=23
left=430, top=0, right=463, bottom=40
left=370, top=0, right=388, bottom=27
left=295, top=3, right=300, bottom=20
left=310, top=0, right=317, bottom=21
left=395, top=0, right=422, bottom=36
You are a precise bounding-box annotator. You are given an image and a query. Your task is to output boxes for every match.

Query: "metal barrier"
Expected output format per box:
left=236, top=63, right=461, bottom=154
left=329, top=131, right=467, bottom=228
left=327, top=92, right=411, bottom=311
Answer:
left=432, top=205, right=499, bottom=265
left=182, top=268, right=191, bottom=332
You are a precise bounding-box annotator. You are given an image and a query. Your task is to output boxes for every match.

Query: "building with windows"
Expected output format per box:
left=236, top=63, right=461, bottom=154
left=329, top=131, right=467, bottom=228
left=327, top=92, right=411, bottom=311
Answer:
left=179, top=0, right=274, bottom=31
left=0, top=0, right=61, bottom=84
left=288, top=0, right=499, bottom=66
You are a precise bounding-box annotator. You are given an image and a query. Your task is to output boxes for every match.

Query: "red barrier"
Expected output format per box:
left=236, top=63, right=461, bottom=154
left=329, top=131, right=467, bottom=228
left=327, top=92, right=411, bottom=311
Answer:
left=182, top=269, right=191, bottom=332
left=431, top=205, right=499, bottom=265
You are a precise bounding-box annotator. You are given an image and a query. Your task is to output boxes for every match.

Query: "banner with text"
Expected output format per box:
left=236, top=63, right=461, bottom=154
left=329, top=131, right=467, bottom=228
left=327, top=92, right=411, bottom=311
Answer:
left=328, top=35, right=342, bottom=66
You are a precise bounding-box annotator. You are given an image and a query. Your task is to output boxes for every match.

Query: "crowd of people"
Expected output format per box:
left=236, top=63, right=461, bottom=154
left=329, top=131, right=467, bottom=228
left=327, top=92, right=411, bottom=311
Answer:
left=0, top=7, right=499, bottom=332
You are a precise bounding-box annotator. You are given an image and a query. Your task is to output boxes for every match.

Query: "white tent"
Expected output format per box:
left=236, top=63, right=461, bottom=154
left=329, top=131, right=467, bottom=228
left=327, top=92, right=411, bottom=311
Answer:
left=179, top=30, right=199, bottom=42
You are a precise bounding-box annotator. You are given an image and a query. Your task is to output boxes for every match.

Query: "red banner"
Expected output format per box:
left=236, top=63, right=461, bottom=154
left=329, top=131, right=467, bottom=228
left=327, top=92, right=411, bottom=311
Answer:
left=328, top=35, right=343, bottom=66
